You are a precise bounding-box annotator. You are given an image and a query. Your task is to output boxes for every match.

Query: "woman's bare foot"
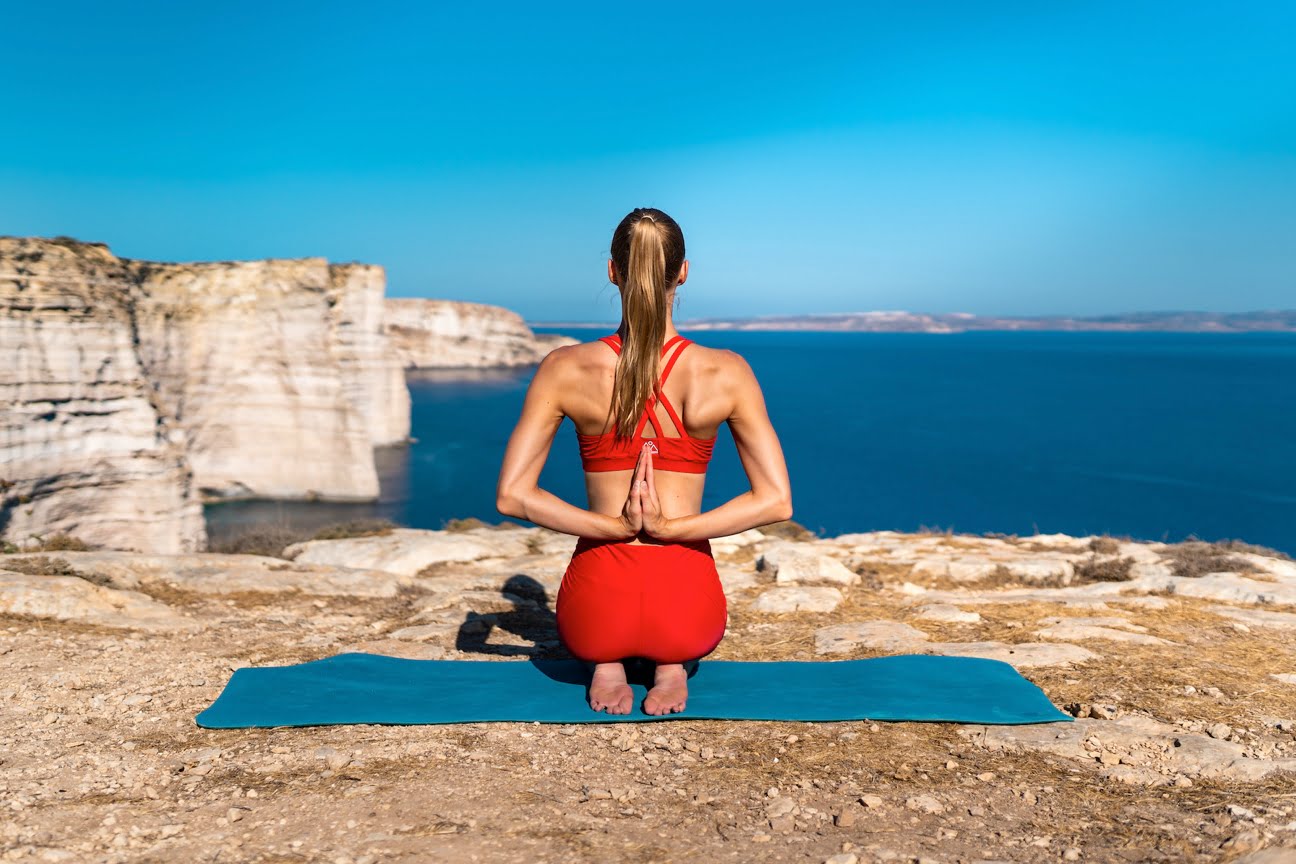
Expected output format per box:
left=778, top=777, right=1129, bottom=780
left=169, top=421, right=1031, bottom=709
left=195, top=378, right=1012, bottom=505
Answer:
left=643, top=663, right=688, bottom=715
left=588, top=662, right=633, bottom=714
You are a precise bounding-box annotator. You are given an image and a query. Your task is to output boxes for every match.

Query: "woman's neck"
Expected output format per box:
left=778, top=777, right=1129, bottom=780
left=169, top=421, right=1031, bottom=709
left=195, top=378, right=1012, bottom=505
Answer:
left=615, top=319, right=679, bottom=344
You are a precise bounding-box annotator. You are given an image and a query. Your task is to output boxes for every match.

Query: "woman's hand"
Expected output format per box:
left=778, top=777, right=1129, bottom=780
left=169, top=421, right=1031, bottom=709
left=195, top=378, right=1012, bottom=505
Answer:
left=618, top=447, right=648, bottom=538
left=638, top=447, right=676, bottom=540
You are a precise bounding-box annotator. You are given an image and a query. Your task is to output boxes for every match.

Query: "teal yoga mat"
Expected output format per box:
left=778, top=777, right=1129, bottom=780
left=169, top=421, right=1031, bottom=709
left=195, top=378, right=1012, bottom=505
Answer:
left=195, top=652, right=1071, bottom=728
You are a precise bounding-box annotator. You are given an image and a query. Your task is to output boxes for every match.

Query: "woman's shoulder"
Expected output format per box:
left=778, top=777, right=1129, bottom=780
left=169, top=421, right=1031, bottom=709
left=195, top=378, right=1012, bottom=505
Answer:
left=679, top=338, right=753, bottom=377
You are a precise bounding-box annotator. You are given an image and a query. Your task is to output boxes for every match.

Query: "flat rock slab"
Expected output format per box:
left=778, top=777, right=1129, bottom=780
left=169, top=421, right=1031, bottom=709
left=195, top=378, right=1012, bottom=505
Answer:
left=1035, top=616, right=1170, bottom=645
left=816, top=621, right=930, bottom=654
left=285, top=528, right=534, bottom=576
left=812, top=621, right=1098, bottom=669
left=1210, top=605, right=1296, bottom=630
left=758, top=543, right=859, bottom=586
left=926, top=641, right=1098, bottom=669
left=0, top=570, right=196, bottom=632
left=915, top=603, right=982, bottom=624
left=1, top=551, right=411, bottom=598
left=960, top=715, right=1296, bottom=783
left=750, top=586, right=844, bottom=614
left=1167, top=572, right=1296, bottom=606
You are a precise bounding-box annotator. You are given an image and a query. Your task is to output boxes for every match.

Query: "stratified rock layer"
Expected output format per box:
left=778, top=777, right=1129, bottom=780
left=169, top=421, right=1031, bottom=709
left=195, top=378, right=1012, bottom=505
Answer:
left=1, top=237, right=413, bottom=552
left=0, top=238, right=206, bottom=553
left=384, top=298, right=577, bottom=368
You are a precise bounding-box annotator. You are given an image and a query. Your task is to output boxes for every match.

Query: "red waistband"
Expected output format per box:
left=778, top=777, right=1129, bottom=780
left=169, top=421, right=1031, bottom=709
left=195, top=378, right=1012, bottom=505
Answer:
left=574, top=536, right=713, bottom=556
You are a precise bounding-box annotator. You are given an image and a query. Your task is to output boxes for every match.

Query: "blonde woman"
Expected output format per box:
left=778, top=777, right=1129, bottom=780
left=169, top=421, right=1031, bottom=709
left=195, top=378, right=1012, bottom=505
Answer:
left=496, top=207, right=792, bottom=715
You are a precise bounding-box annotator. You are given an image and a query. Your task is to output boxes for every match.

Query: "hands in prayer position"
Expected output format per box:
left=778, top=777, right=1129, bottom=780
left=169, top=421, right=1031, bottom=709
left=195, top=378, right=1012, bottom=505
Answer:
left=618, top=443, right=673, bottom=541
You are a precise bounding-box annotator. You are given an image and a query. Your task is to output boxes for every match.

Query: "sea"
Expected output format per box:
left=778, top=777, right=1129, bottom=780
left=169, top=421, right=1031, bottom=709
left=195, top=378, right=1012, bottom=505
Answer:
left=205, top=329, right=1296, bottom=555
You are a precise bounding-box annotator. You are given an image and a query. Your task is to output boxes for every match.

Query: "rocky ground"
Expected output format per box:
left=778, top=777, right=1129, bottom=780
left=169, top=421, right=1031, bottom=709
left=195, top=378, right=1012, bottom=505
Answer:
left=2, top=523, right=1295, bottom=863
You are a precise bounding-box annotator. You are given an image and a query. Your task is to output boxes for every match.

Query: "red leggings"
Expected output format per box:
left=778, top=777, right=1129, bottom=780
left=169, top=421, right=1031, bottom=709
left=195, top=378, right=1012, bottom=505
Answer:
left=556, top=537, right=728, bottom=664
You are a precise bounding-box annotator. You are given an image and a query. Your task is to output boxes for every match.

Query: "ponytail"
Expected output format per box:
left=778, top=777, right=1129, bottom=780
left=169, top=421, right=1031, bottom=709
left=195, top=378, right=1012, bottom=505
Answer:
left=608, top=208, right=685, bottom=437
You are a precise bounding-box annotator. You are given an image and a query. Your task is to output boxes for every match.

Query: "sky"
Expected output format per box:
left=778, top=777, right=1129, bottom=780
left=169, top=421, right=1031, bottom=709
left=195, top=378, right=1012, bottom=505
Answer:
left=1, top=2, right=1293, bottom=321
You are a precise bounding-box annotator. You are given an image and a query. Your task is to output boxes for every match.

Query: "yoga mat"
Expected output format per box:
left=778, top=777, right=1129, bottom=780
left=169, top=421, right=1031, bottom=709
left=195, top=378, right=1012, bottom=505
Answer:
left=195, top=652, right=1071, bottom=728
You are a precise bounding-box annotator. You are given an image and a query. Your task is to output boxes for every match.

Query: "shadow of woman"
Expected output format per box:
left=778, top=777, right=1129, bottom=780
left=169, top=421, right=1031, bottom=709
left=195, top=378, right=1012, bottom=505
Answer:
left=454, top=574, right=567, bottom=658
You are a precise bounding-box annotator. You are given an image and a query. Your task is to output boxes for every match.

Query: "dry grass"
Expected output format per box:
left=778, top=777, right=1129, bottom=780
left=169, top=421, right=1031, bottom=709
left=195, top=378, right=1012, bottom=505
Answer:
left=1163, top=541, right=1257, bottom=578
left=0, top=554, right=83, bottom=578
left=1073, top=554, right=1135, bottom=583
left=207, top=518, right=401, bottom=558
left=756, top=520, right=818, bottom=541
left=443, top=517, right=520, bottom=533
left=207, top=524, right=308, bottom=558
left=1089, top=536, right=1122, bottom=555
left=309, top=518, right=399, bottom=541
left=0, top=532, right=94, bottom=554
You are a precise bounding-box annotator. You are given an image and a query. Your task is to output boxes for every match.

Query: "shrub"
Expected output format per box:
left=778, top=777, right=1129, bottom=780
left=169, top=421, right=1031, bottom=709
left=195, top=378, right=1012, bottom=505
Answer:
left=757, top=519, right=817, bottom=541
left=207, top=525, right=310, bottom=559
left=1164, top=541, right=1254, bottom=578
left=1073, top=554, right=1134, bottom=583
left=310, top=518, right=400, bottom=541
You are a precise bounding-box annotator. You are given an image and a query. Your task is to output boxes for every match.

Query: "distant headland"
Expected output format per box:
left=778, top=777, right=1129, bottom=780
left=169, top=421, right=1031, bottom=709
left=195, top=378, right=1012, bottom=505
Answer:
left=535, top=310, right=1296, bottom=334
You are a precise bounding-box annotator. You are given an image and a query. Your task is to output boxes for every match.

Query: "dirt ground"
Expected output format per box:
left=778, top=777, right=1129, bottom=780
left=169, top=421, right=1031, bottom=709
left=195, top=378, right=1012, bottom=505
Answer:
left=2, top=528, right=1295, bottom=863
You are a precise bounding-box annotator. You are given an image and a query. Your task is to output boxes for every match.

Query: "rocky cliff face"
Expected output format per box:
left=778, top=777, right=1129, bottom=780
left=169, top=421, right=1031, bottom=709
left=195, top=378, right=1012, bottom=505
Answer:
left=0, top=238, right=206, bottom=553
left=131, top=257, right=393, bottom=501
left=1, top=237, right=412, bottom=552
left=384, top=298, right=577, bottom=368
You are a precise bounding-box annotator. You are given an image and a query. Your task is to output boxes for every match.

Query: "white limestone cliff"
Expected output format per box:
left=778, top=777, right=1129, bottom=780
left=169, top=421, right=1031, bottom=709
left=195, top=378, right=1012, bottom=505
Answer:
left=384, top=298, right=577, bottom=368
left=1, top=237, right=413, bottom=552
left=0, top=238, right=206, bottom=553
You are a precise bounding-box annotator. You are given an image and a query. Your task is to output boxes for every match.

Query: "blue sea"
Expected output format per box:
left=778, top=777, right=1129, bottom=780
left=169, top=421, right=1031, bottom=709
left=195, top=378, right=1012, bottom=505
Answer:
left=206, top=330, right=1296, bottom=554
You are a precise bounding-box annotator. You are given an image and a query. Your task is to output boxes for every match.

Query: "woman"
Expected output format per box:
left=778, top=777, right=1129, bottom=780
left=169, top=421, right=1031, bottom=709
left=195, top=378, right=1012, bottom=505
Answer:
left=495, top=207, right=792, bottom=715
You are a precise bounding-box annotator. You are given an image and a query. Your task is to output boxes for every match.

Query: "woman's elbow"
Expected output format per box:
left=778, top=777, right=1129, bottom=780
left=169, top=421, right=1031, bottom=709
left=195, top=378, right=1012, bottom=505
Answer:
left=769, top=491, right=793, bottom=523
left=495, top=486, right=525, bottom=519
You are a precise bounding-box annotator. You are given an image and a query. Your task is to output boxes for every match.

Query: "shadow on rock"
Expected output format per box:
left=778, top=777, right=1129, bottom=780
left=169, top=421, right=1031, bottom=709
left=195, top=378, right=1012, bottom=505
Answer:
left=454, top=574, right=567, bottom=658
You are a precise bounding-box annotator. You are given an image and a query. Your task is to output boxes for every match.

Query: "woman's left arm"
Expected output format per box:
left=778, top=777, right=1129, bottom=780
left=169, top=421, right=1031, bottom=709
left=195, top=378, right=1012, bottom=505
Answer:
left=495, top=349, right=640, bottom=540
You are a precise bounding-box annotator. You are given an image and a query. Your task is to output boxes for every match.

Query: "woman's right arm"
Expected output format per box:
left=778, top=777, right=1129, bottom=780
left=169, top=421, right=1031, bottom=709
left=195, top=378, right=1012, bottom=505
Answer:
left=641, top=351, right=793, bottom=542
left=495, top=348, right=643, bottom=540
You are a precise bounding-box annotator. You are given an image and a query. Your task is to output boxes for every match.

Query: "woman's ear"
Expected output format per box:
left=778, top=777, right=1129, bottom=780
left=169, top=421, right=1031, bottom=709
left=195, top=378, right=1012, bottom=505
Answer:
left=607, top=259, right=618, bottom=286
left=676, top=259, right=689, bottom=287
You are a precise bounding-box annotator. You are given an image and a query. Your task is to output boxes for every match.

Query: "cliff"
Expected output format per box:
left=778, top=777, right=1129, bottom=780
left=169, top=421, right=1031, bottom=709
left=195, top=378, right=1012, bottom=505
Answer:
left=0, top=238, right=206, bottom=553
left=2, top=527, right=1294, bottom=860
left=385, top=298, right=577, bottom=368
left=1, top=237, right=412, bottom=552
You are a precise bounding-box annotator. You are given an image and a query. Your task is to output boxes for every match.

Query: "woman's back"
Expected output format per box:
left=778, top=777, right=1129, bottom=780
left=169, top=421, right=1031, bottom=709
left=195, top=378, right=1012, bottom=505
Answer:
left=545, top=333, right=739, bottom=536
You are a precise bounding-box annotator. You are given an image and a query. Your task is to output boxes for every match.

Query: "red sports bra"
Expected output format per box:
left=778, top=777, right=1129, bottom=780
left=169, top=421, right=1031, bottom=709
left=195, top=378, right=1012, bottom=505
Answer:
left=577, top=333, right=716, bottom=474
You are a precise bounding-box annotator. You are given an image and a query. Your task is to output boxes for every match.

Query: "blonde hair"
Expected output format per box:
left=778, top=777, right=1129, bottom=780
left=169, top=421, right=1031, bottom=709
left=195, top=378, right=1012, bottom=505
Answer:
left=609, top=207, right=685, bottom=437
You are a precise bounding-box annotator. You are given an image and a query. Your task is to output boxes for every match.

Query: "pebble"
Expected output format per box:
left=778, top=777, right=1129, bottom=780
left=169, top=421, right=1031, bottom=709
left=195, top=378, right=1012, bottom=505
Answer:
left=834, top=808, right=857, bottom=828
left=860, top=795, right=884, bottom=809
left=314, top=746, right=351, bottom=771
left=904, top=795, right=945, bottom=815
left=825, top=855, right=859, bottom=864
left=1207, top=723, right=1233, bottom=740
left=766, top=797, right=796, bottom=818
left=1063, top=848, right=1082, bottom=861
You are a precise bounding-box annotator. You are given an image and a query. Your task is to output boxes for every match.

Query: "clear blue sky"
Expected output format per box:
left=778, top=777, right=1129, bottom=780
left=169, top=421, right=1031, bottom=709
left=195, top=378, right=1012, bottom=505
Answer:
left=2, top=2, right=1293, bottom=321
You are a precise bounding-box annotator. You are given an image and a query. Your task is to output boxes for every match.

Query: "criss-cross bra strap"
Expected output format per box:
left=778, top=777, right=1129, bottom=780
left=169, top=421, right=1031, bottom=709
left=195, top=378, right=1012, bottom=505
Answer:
left=599, top=332, right=684, bottom=357
left=600, top=333, right=691, bottom=438
left=652, top=339, right=692, bottom=435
